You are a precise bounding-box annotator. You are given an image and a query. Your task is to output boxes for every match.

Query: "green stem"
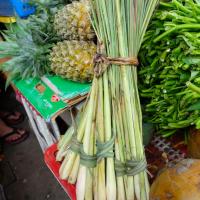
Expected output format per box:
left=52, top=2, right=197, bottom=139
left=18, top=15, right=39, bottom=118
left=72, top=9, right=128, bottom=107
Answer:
left=186, top=81, right=200, bottom=95
left=154, top=24, right=200, bottom=43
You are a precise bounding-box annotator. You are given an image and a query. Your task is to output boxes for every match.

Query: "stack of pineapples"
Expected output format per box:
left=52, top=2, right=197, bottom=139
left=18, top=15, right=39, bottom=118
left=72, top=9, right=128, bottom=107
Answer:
left=0, top=0, right=96, bottom=83
left=51, top=0, right=96, bottom=82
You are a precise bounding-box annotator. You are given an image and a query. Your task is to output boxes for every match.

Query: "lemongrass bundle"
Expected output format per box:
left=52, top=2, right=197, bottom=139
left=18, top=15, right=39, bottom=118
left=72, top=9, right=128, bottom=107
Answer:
left=57, top=0, right=158, bottom=199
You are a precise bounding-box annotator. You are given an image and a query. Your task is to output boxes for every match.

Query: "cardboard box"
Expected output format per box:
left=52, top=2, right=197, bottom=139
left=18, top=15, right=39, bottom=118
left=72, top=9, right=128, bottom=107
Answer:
left=13, top=76, right=90, bottom=151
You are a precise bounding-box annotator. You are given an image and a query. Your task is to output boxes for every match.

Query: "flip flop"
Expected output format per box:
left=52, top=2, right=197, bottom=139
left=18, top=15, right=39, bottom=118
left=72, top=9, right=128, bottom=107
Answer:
left=0, top=128, right=29, bottom=145
left=1, top=111, right=24, bottom=126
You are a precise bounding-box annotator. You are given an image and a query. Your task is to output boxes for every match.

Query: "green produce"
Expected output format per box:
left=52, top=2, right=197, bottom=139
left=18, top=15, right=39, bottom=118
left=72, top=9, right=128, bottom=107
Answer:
left=0, top=2, right=61, bottom=84
left=0, top=0, right=77, bottom=82
left=139, top=0, right=200, bottom=137
left=0, top=21, right=53, bottom=84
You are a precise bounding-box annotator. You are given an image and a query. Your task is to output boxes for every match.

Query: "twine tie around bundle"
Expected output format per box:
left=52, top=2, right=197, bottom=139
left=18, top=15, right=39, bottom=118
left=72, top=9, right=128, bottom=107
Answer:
left=94, top=53, right=139, bottom=77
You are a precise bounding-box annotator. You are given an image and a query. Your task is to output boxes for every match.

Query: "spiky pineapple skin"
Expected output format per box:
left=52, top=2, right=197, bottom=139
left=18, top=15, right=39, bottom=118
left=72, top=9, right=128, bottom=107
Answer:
left=50, top=40, right=96, bottom=82
left=54, top=0, right=95, bottom=40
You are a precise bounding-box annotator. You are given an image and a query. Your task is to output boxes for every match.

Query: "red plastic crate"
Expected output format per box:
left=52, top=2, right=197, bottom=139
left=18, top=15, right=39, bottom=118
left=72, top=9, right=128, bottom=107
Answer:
left=44, top=144, right=76, bottom=200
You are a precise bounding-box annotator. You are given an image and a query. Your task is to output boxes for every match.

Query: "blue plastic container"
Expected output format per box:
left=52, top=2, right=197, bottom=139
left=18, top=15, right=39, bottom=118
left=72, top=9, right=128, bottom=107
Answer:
left=0, top=0, right=15, bottom=16
left=0, top=0, right=35, bottom=18
left=10, top=0, right=35, bottom=18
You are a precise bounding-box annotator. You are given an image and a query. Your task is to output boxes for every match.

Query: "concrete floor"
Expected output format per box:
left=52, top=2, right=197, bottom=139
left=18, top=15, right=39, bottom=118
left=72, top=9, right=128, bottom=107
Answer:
left=0, top=91, right=69, bottom=200
left=4, top=124, right=69, bottom=200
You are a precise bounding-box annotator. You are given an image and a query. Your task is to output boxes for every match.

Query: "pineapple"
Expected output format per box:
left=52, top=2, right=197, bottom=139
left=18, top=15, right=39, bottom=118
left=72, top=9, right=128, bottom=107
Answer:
left=0, top=1, right=67, bottom=83
left=54, top=0, right=95, bottom=40
left=50, top=40, right=96, bottom=82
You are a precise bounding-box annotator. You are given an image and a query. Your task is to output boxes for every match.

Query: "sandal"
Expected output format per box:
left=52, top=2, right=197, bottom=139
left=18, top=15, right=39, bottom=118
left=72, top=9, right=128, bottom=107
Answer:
left=1, top=111, right=24, bottom=125
left=0, top=128, right=29, bottom=145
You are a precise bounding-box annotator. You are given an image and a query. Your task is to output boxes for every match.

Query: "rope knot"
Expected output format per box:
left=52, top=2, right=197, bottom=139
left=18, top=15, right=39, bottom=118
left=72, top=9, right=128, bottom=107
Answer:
left=94, top=53, right=139, bottom=77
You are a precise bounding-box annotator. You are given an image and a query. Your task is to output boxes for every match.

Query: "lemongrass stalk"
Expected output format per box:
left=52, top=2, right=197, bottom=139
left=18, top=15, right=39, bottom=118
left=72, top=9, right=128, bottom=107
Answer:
left=57, top=135, right=65, bottom=150
left=115, top=0, right=147, bottom=198
left=116, top=101, right=133, bottom=200
left=103, top=71, right=116, bottom=200
left=59, top=103, right=90, bottom=180
left=76, top=166, right=87, bottom=200
left=97, top=160, right=106, bottom=200
left=56, top=127, right=74, bottom=161
left=57, top=106, right=86, bottom=150
left=68, top=155, right=80, bottom=184
left=59, top=150, right=76, bottom=180
left=85, top=78, right=99, bottom=200
left=85, top=121, right=96, bottom=200
left=128, top=69, right=149, bottom=199
left=85, top=170, right=93, bottom=200
left=115, top=141, right=126, bottom=200
left=57, top=127, right=73, bottom=150
left=132, top=69, right=150, bottom=199
left=113, top=111, right=126, bottom=200
left=127, top=74, right=144, bottom=200
left=93, top=166, right=98, bottom=200
left=93, top=129, right=98, bottom=200
left=76, top=79, right=98, bottom=200
left=115, top=109, right=128, bottom=200
left=59, top=150, right=73, bottom=179
left=96, top=77, right=106, bottom=200
left=121, top=98, right=135, bottom=200
left=110, top=71, right=126, bottom=200
left=59, top=149, right=79, bottom=179
left=57, top=126, right=74, bottom=150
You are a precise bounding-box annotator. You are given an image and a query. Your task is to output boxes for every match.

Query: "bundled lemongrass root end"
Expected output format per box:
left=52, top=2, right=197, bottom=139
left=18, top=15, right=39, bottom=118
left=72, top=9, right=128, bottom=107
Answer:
left=57, top=0, right=159, bottom=199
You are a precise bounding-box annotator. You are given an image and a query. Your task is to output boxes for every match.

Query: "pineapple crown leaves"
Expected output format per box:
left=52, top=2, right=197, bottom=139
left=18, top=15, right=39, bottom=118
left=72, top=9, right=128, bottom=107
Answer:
left=25, top=2, right=60, bottom=45
left=27, top=15, right=59, bottom=45
left=0, top=21, right=53, bottom=82
left=0, top=0, right=71, bottom=84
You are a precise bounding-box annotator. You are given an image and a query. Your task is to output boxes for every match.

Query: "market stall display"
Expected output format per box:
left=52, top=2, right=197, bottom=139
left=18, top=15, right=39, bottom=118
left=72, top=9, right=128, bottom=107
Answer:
left=3, top=0, right=200, bottom=199
left=0, top=7, right=57, bottom=84
left=0, top=0, right=96, bottom=85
